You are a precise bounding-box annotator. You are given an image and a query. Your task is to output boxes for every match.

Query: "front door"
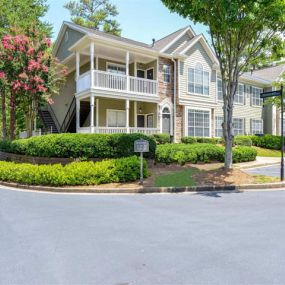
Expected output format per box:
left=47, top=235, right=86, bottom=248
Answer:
left=137, top=115, right=145, bottom=128
left=147, top=69, right=154, bottom=80
left=162, top=114, right=171, bottom=134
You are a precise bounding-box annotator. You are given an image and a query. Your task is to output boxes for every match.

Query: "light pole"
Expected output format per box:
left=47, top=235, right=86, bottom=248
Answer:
left=281, top=84, right=284, bottom=181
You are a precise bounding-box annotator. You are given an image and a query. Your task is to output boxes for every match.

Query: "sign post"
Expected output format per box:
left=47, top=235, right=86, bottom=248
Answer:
left=134, top=139, right=149, bottom=185
left=261, top=86, right=284, bottom=181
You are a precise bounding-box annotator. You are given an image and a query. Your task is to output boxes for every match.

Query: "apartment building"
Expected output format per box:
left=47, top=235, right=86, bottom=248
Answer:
left=43, top=21, right=285, bottom=141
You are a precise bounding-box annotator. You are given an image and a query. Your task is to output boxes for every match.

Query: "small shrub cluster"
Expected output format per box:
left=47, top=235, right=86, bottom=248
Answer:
left=151, top=133, right=171, bottom=144
left=0, top=133, right=156, bottom=159
left=155, top=143, right=257, bottom=165
left=234, top=136, right=253, bottom=147
left=0, top=156, right=148, bottom=186
left=181, top=136, right=221, bottom=144
left=249, top=134, right=281, bottom=150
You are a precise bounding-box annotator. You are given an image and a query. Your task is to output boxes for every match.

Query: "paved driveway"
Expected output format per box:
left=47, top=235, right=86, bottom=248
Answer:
left=1, top=187, right=285, bottom=284
left=245, top=164, right=281, bottom=177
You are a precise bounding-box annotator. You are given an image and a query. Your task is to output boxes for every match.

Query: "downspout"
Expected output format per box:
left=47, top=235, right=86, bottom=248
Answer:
left=171, top=57, right=177, bottom=143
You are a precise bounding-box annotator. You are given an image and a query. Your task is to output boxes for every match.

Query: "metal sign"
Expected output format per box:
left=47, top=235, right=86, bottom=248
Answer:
left=260, top=90, right=282, bottom=98
left=134, top=139, right=149, bottom=153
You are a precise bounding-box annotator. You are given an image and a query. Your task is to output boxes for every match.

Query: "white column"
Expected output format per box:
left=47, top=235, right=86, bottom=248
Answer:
left=76, top=52, right=80, bottom=80
left=126, top=99, right=130, bottom=133
left=134, top=101, right=137, bottom=128
left=96, top=98, right=99, bottom=131
left=90, top=95, right=95, bottom=133
left=76, top=98, right=80, bottom=132
left=90, top=42, right=95, bottom=87
left=126, top=51, right=130, bottom=91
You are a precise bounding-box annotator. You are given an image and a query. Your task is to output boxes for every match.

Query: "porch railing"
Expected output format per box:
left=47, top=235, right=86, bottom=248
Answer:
left=76, top=70, right=158, bottom=95
left=78, top=127, right=159, bottom=135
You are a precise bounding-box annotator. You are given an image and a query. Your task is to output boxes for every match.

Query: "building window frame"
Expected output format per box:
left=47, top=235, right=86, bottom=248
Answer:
left=217, top=78, right=223, bottom=101
left=233, top=117, right=245, bottom=135
left=162, top=64, right=171, bottom=83
left=234, top=84, right=245, bottom=105
left=106, top=109, right=126, bottom=127
left=106, top=62, right=126, bottom=75
left=251, top=119, right=263, bottom=134
left=215, top=116, right=223, bottom=137
left=251, top=87, right=263, bottom=107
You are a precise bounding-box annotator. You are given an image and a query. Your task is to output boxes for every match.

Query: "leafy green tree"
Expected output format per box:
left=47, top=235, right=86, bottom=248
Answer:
left=64, top=0, right=121, bottom=36
left=161, top=0, right=285, bottom=168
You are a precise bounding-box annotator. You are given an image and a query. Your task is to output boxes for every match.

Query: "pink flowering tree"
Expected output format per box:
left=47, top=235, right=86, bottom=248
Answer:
left=0, top=32, right=67, bottom=139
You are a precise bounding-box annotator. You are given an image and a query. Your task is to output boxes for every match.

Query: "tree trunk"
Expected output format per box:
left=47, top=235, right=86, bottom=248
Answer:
left=1, top=91, right=7, bottom=140
left=9, top=92, right=16, bottom=140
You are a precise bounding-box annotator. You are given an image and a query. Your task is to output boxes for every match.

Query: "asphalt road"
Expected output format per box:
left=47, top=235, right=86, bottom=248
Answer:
left=245, top=164, right=280, bottom=177
left=1, top=187, right=285, bottom=285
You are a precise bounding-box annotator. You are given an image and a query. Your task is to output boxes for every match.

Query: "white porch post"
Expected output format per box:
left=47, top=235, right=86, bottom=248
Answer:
left=76, top=98, right=80, bottom=132
left=134, top=101, right=137, bottom=128
left=90, top=95, right=95, bottom=133
left=90, top=42, right=95, bottom=87
left=96, top=98, right=99, bottom=132
left=76, top=52, right=80, bottom=80
left=126, top=51, right=130, bottom=91
left=126, top=99, right=130, bottom=133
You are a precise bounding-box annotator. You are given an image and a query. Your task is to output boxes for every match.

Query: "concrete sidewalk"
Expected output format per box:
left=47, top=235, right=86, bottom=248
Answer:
left=235, top=156, right=280, bottom=169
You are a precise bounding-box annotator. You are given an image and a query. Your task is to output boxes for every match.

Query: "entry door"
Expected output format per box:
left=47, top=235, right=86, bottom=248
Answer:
left=137, top=115, right=145, bottom=128
left=162, top=114, right=171, bottom=134
left=147, top=69, right=154, bottom=80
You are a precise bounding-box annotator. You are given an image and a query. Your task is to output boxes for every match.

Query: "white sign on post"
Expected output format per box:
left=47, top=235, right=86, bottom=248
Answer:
left=134, top=139, right=149, bottom=185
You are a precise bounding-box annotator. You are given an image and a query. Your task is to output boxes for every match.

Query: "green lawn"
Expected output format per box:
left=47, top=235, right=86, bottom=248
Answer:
left=253, top=146, right=281, bottom=157
left=154, top=168, right=197, bottom=187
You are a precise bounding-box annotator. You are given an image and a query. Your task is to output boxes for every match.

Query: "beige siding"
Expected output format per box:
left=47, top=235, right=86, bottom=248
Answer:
left=165, top=33, right=193, bottom=54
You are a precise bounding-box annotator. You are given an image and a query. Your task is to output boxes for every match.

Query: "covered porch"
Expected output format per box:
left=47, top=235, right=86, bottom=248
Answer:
left=76, top=96, right=160, bottom=135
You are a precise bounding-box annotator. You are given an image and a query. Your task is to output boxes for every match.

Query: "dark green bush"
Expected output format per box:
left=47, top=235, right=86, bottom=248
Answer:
left=232, top=146, right=257, bottom=163
left=155, top=143, right=257, bottom=165
left=181, top=136, right=221, bottom=144
left=0, top=156, right=148, bottom=186
left=0, top=133, right=156, bottom=159
left=155, top=143, right=224, bottom=165
left=152, top=133, right=171, bottom=144
left=249, top=134, right=281, bottom=150
left=234, top=136, right=253, bottom=147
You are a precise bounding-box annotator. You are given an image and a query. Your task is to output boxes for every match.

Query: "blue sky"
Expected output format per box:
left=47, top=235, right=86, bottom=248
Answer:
left=45, top=0, right=209, bottom=44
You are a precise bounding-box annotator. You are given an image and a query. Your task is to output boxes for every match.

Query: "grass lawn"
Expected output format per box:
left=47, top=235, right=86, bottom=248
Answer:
left=154, top=168, right=197, bottom=187
left=253, top=146, right=281, bottom=157
left=253, top=175, right=279, bottom=183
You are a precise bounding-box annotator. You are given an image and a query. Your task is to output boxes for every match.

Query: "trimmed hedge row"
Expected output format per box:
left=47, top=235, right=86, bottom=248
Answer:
left=249, top=134, right=281, bottom=150
left=181, top=136, right=221, bottom=144
left=151, top=133, right=171, bottom=144
left=0, top=133, right=156, bottom=159
left=155, top=143, right=257, bottom=165
left=234, top=136, right=253, bottom=147
left=0, top=156, right=148, bottom=186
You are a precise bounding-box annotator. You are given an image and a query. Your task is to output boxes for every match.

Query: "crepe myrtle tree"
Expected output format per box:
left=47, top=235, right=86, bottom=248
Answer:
left=0, top=32, right=67, bottom=139
left=161, top=0, right=285, bottom=168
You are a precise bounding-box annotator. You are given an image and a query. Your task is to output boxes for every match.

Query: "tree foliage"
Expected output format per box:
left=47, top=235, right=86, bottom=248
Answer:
left=64, top=0, right=121, bottom=36
left=161, top=0, right=285, bottom=168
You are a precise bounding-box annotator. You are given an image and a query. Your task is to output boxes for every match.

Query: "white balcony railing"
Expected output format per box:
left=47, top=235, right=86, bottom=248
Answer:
left=76, top=70, right=158, bottom=96
left=78, top=127, right=160, bottom=135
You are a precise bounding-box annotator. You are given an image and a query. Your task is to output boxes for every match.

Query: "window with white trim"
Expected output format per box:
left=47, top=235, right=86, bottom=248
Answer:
left=234, top=84, right=244, bottom=104
left=188, top=109, right=210, bottom=137
left=107, top=110, right=126, bottom=127
left=252, top=87, right=263, bottom=106
left=107, top=63, right=126, bottom=75
left=162, top=65, right=171, bottom=82
left=217, top=79, right=223, bottom=101
left=215, top=116, right=223, bottom=137
left=233, top=118, right=244, bottom=135
left=188, top=63, right=210, bottom=95
left=251, top=119, right=263, bottom=134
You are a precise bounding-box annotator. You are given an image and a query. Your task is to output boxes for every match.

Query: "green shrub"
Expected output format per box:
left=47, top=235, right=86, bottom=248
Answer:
left=155, top=143, right=224, bottom=165
left=0, top=156, right=148, bottom=186
left=232, top=146, right=257, bottom=163
left=155, top=143, right=257, bottom=165
left=181, top=136, right=221, bottom=144
left=152, top=133, right=171, bottom=144
left=0, top=133, right=156, bottom=159
left=181, top=137, right=197, bottom=144
left=234, top=136, right=253, bottom=147
left=249, top=134, right=281, bottom=150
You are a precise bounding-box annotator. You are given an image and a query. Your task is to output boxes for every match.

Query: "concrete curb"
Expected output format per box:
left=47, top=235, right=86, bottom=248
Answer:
left=0, top=180, right=284, bottom=194
left=237, top=162, right=280, bottom=170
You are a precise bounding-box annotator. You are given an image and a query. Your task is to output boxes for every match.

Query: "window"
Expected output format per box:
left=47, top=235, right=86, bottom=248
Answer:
left=215, top=116, right=223, bottom=137
left=162, top=65, right=171, bottom=83
left=233, top=118, right=244, bottom=135
left=251, top=119, right=263, bottom=134
left=234, top=84, right=244, bottom=104
left=107, top=63, right=126, bottom=75
left=252, top=87, right=263, bottom=106
left=107, top=110, right=126, bottom=127
left=187, top=109, right=210, bottom=137
left=188, top=63, right=210, bottom=95
left=217, top=79, right=223, bottom=101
